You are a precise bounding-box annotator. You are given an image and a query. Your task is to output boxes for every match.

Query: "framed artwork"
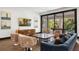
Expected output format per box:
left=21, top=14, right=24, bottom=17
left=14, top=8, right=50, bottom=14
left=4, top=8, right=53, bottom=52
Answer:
left=1, top=20, right=11, bottom=29
left=18, top=18, right=31, bottom=26
left=0, top=11, right=11, bottom=29
left=1, top=11, right=11, bottom=19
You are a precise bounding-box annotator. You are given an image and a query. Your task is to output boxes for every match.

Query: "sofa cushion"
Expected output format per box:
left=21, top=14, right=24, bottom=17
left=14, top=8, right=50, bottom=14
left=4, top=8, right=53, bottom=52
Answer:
left=68, top=32, right=73, bottom=36
left=54, top=34, right=67, bottom=44
left=61, top=33, right=73, bottom=44
left=61, top=37, right=67, bottom=43
left=65, top=34, right=71, bottom=39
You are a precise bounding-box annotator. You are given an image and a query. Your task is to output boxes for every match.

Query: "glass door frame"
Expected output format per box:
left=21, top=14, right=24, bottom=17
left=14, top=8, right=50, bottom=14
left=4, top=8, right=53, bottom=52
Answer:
left=41, top=9, right=77, bottom=33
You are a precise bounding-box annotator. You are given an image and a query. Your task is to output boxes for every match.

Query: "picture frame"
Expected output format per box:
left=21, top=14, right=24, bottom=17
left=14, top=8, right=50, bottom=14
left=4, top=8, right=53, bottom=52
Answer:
left=0, top=11, right=11, bottom=29
left=18, top=18, right=31, bottom=26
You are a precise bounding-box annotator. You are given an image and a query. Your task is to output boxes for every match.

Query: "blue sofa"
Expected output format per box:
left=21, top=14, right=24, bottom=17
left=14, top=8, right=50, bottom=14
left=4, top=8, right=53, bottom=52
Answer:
left=40, top=33, right=77, bottom=51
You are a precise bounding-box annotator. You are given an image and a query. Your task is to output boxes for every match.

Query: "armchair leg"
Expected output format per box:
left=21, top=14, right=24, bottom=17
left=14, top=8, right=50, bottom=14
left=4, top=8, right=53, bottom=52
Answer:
left=23, top=48, right=32, bottom=51
left=30, top=48, right=32, bottom=51
left=24, top=48, right=28, bottom=51
left=28, top=48, right=32, bottom=51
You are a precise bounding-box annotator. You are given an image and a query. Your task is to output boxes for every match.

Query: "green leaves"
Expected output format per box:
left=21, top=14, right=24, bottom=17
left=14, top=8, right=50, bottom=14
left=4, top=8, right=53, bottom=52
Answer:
left=64, top=18, right=75, bottom=32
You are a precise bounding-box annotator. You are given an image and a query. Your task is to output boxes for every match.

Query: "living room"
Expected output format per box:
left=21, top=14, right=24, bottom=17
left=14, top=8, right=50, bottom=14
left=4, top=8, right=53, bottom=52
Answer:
left=0, top=7, right=79, bottom=51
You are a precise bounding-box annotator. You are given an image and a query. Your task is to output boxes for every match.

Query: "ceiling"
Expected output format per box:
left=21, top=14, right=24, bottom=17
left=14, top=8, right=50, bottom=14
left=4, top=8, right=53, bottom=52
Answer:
left=26, top=7, right=61, bottom=13
left=0, top=7, right=61, bottom=14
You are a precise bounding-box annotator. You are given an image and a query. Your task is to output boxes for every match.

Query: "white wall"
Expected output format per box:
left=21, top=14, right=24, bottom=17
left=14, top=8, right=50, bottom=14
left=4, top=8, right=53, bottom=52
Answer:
left=1, top=7, right=79, bottom=38
left=0, top=7, right=40, bottom=38
left=40, top=7, right=79, bottom=37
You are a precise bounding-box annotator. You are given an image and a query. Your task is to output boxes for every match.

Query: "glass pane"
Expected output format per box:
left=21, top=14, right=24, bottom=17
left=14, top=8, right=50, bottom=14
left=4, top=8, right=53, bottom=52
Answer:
left=55, top=13, right=63, bottom=29
left=48, top=15, right=54, bottom=30
left=42, top=16, right=47, bottom=32
left=64, top=11, right=75, bottom=33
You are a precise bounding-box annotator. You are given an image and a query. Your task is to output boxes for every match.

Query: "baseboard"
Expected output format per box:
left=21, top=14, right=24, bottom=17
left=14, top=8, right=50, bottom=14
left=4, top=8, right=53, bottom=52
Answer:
left=0, top=37, right=11, bottom=40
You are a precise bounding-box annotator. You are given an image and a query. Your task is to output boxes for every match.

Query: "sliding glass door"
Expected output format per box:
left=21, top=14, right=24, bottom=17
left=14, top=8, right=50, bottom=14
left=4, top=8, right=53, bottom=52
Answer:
left=64, top=11, right=75, bottom=33
left=48, top=15, right=54, bottom=30
left=54, top=13, right=63, bottom=33
left=41, top=16, right=48, bottom=32
left=41, top=9, right=77, bottom=33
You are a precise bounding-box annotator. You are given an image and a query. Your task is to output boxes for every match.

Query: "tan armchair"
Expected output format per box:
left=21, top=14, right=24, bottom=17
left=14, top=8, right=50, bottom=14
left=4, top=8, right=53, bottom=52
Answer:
left=11, top=33, right=19, bottom=46
left=18, top=34, right=37, bottom=51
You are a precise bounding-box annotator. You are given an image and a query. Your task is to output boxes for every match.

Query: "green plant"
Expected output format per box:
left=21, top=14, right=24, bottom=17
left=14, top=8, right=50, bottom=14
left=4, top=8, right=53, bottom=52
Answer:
left=64, top=18, right=75, bottom=32
left=48, top=19, right=54, bottom=29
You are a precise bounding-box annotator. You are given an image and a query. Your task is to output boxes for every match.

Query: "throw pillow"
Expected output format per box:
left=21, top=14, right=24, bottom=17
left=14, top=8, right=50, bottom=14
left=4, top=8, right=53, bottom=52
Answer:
left=61, top=36, right=68, bottom=43
left=65, top=34, right=71, bottom=39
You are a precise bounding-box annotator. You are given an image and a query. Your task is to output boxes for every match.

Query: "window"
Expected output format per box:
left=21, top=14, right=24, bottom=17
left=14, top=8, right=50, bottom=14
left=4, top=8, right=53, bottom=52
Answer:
left=41, top=9, right=77, bottom=33
left=55, top=13, right=63, bottom=29
left=41, top=16, right=48, bottom=32
left=64, top=11, right=75, bottom=33
left=48, top=15, right=54, bottom=30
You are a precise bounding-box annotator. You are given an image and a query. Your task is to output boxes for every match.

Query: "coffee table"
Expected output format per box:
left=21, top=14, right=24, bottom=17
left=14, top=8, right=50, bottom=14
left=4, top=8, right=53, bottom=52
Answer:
left=34, top=33, right=54, bottom=41
left=34, top=33, right=55, bottom=50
